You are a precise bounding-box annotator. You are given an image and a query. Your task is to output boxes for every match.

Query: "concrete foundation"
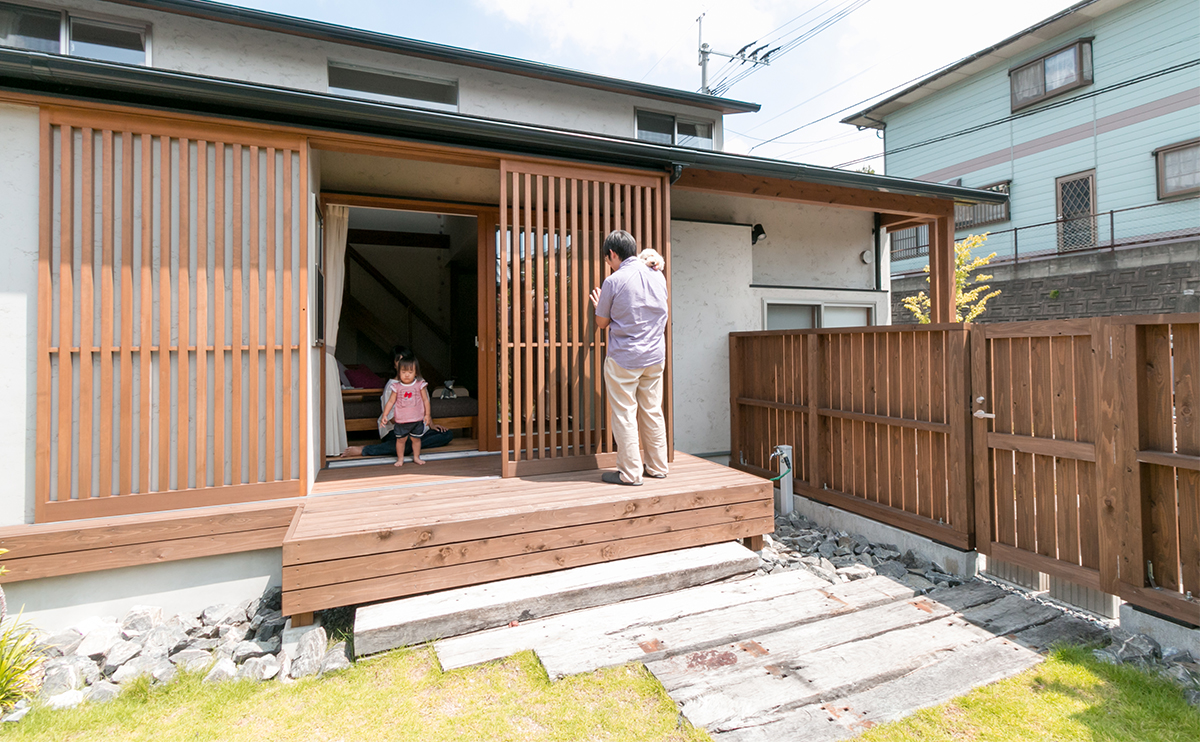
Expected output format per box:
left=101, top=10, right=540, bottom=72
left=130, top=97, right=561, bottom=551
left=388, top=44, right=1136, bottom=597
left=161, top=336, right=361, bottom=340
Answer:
left=4, top=549, right=282, bottom=633
left=787, top=491, right=980, bottom=578
left=1118, top=603, right=1200, bottom=656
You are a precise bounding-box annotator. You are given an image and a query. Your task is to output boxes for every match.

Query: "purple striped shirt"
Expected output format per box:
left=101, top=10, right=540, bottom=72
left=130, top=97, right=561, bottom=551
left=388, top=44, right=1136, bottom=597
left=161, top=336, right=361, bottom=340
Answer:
left=595, top=257, right=669, bottom=369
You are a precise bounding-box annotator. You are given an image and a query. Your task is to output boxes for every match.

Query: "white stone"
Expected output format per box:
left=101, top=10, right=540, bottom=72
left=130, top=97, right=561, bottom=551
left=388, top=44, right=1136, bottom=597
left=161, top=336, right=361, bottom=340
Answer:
left=203, top=657, right=237, bottom=683
left=45, top=689, right=84, bottom=710
left=76, top=622, right=122, bottom=660
left=121, top=606, right=163, bottom=634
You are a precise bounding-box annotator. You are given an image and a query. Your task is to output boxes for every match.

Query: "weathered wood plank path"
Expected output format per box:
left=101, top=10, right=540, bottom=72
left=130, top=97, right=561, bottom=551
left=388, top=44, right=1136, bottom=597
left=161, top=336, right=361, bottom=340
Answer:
left=436, top=569, right=1102, bottom=740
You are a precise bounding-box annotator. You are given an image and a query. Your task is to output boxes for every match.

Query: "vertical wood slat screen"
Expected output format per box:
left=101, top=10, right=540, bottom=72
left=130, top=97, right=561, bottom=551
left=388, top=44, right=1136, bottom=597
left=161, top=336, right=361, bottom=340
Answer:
left=497, top=160, right=670, bottom=477
left=728, top=326, right=972, bottom=549
left=36, top=108, right=309, bottom=522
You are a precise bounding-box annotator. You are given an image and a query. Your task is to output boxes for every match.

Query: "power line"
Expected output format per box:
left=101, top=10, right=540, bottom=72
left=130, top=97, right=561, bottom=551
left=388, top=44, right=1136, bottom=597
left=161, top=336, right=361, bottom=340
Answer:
left=743, top=63, right=879, bottom=133
left=747, top=58, right=965, bottom=152
left=707, top=0, right=873, bottom=96
left=639, top=18, right=697, bottom=82
left=831, top=58, right=1200, bottom=167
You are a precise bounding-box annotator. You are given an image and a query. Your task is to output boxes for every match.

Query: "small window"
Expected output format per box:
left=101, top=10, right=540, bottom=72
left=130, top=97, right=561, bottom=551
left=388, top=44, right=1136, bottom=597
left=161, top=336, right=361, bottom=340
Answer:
left=766, top=303, right=817, bottom=330
left=1010, top=39, right=1092, bottom=111
left=822, top=305, right=872, bottom=329
left=0, top=2, right=60, bottom=53
left=328, top=63, right=457, bottom=111
left=69, top=17, right=146, bottom=65
left=890, top=223, right=929, bottom=262
left=676, top=120, right=713, bottom=149
left=1155, top=139, right=1200, bottom=199
left=955, top=182, right=1011, bottom=230
left=636, top=111, right=674, bottom=145
left=636, top=110, right=714, bottom=150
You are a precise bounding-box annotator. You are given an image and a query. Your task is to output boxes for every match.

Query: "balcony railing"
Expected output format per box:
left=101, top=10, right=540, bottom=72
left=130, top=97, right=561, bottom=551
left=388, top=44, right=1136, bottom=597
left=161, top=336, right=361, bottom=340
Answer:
left=892, top=197, right=1200, bottom=273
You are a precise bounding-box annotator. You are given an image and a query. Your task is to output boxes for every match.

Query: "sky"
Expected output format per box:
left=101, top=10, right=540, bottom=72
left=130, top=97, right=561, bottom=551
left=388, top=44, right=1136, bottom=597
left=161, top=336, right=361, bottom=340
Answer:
left=221, top=0, right=1081, bottom=170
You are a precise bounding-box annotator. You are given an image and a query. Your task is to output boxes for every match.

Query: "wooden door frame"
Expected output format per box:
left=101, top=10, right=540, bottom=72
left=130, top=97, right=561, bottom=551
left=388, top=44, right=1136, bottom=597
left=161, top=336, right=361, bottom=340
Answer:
left=316, top=192, right=500, bottom=463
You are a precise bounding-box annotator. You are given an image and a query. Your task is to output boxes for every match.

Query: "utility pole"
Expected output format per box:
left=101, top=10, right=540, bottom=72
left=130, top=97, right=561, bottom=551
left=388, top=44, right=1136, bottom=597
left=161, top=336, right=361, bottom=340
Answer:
left=698, top=15, right=776, bottom=96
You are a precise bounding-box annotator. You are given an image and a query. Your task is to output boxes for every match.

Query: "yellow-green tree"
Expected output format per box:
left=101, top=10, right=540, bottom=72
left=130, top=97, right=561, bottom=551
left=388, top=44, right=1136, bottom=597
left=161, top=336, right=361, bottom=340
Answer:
left=902, top=233, right=1001, bottom=323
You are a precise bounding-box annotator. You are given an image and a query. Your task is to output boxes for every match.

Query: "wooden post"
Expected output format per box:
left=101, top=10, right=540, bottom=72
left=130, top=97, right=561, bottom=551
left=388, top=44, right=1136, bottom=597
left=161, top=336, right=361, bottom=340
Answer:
left=947, top=327, right=973, bottom=548
left=930, top=215, right=955, bottom=324
left=969, top=324, right=993, bottom=554
left=807, top=333, right=822, bottom=491
left=729, top=335, right=741, bottom=467
left=1093, top=318, right=1134, bottom=594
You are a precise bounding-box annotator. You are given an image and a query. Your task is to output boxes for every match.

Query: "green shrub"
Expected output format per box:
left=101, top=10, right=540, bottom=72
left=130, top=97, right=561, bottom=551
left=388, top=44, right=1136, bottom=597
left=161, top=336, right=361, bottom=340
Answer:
left=0, top=615, right=41, bottom=711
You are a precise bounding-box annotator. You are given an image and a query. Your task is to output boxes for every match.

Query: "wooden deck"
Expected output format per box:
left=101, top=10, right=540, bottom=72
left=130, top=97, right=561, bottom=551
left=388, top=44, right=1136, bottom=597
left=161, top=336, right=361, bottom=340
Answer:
left=281, top=453, right=773, bottom=617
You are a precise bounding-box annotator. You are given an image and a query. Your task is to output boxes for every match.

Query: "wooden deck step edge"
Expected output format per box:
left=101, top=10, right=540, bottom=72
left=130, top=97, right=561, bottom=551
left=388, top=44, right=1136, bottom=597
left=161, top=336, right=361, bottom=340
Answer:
left=353, top=541, right=759, bottom=657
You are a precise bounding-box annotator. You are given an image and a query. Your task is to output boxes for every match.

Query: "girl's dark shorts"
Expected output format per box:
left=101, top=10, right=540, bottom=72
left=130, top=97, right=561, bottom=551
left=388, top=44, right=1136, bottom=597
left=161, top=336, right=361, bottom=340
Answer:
left=393, top=420, right=428, bottom=438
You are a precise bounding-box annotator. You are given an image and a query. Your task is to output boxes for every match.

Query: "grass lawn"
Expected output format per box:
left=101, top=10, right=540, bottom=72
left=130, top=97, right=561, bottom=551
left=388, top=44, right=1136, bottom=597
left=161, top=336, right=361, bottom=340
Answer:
left=857, top=645, right=1200, bottom=742
left=5, top=643, right=1198, bottom=741
left=1, top=647, right=711, bottom=742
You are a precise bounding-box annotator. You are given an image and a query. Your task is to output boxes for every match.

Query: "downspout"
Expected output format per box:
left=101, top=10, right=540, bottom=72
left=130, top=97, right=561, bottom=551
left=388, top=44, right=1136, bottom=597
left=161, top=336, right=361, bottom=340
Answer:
left=874, top=212, right=882, bottom=291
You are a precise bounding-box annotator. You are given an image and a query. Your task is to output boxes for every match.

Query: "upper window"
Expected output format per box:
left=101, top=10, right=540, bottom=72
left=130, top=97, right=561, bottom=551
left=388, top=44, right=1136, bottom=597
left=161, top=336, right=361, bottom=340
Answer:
left=69, top=17, right=145, bottom=65
left=1155, top=139, right=1200, bottom=200
left=0, top=2, right=148, bottom=65
left=955, top=182, right=1011, bottom=230
left=328, top=63, right=457, bottom=112
left=0, top=2, right=59, bottom=53
left=1010, top=39, right=1092, bottom=111
left=636, top=110, right=714, bottom=150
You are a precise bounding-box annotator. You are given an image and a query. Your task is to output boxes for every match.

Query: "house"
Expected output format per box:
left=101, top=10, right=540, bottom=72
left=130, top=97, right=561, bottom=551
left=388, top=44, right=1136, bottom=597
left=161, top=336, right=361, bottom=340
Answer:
left=842, top=0, right=1199, bottom=322
left=0, top=0, right=1004, bottom=631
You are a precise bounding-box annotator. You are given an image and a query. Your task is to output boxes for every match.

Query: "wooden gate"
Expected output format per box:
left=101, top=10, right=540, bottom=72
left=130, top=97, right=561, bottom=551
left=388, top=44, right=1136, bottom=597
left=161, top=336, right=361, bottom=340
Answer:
left=970, top=320, right=1109, bottom=590
left=36, top=106, right=309, bottom=521
left=497, top=160, right=670, bottom=477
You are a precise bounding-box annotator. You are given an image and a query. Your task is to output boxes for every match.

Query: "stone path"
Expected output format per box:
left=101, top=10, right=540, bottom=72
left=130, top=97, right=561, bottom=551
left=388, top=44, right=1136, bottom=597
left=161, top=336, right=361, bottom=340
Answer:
left=435, top=569, right=1105, bottom=740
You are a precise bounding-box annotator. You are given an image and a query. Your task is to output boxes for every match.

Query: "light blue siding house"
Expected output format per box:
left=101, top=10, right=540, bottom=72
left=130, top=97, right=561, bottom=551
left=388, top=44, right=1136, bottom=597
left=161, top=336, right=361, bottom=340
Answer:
left=844, top=0, right=1199, bottom=321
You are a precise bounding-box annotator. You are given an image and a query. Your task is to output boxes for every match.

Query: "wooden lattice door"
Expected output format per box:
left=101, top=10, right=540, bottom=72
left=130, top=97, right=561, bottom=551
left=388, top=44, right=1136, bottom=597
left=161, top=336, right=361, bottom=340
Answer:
left=36, top=106, right=309, bottom=521
left=496, top=160, right=671, bottom=477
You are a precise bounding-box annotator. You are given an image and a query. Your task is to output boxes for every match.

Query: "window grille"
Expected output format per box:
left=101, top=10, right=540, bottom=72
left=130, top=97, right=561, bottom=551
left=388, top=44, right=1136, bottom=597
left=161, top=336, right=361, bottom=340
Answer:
left=890, top=223, right=929, bottom=262
left=955, top=182, right=1010, bottom=230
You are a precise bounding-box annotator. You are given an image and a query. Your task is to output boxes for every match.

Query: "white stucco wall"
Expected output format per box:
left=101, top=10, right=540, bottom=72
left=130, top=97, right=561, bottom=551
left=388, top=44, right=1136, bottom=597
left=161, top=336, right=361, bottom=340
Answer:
left=0, top=103, right=42, bottom=526
left=3, top=549, right=281, bottom=633
left=670, top=221, right=756, bottom=455
left=56, top=0, right=726, bottom=145
left=668, top=194, right=889, bottom=456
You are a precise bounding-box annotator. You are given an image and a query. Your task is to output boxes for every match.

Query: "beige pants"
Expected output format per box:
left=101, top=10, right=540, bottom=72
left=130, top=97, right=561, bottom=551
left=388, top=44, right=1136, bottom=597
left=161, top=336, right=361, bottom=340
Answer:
left=603, top=356, right=669, bottom=484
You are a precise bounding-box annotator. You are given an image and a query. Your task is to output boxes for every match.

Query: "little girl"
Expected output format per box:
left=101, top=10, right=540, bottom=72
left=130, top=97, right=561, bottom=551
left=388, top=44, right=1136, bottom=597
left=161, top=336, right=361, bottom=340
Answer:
left=379, top=357, right=432, bottom=466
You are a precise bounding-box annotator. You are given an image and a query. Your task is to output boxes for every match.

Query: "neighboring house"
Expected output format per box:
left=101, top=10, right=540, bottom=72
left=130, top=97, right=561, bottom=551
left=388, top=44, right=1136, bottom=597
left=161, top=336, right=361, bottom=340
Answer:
left=842, top=0, right=1199, bottom=322
left=0, top=0, right=1003, bottom=630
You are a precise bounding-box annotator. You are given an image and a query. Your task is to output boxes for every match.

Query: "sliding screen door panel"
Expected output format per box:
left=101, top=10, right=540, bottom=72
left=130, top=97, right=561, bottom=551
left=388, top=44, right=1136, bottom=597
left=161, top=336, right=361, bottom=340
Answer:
left=497, top=160, right=672, bottom=477
left=36, top=106, right=309, bottom=521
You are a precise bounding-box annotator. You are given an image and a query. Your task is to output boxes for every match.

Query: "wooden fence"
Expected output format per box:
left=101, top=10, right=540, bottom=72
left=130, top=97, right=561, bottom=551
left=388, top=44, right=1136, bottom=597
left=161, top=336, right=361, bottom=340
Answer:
left=731, top=314, right=1200, bottom=625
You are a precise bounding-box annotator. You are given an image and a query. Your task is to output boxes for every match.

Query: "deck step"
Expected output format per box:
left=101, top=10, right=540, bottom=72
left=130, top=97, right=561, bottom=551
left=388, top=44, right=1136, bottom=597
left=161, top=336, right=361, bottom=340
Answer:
left=354, top=541, right=759, bottom=657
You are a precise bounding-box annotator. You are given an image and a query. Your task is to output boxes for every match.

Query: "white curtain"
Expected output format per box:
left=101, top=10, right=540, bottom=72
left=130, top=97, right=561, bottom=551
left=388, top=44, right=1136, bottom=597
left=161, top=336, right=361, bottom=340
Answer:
left=324, top=205, right=350, bottom=456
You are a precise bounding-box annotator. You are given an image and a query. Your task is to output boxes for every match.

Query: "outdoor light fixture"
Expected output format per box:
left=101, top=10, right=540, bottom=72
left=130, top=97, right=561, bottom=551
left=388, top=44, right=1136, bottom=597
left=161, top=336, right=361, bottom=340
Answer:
left=751, top=223, right=767, bottom=244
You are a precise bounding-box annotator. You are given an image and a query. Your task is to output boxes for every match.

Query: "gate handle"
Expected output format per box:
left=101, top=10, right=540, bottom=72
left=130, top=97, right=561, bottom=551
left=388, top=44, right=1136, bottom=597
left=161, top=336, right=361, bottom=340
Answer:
left=973, top=410, right=996, bottom=419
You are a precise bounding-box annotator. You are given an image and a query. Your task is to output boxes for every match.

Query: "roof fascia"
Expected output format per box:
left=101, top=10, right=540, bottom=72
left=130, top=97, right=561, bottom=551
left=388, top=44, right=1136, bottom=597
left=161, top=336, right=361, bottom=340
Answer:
left=0, top=49, right=1006, bottom=206
left=105, top=0, right=761, bottom=114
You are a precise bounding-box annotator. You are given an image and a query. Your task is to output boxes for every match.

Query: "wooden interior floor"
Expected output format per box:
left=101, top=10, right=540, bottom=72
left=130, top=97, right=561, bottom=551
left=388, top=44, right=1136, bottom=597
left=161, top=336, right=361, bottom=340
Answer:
left=283, top=453, right=773, bottom=616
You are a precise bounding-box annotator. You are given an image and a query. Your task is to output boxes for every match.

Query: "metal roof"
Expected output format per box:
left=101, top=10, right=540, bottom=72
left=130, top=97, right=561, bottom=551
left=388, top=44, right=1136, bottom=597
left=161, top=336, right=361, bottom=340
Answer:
left=0, top=48, right=1007, bottom=206
left=105, top=0, right=761, bottom=114
left=841, top=0, right=1134, bottom=129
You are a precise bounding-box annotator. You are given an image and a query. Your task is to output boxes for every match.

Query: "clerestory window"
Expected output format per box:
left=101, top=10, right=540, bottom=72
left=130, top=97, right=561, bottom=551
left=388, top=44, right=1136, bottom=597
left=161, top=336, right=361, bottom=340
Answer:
left=0, top=2, right=149, bottom=65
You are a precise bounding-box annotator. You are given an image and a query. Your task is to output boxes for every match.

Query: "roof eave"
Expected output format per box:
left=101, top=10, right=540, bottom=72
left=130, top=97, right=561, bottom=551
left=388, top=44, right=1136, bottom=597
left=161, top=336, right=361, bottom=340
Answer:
left=0, top=50, right=1006, bottom=206
left=107, top=0, right=760, bottom=114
